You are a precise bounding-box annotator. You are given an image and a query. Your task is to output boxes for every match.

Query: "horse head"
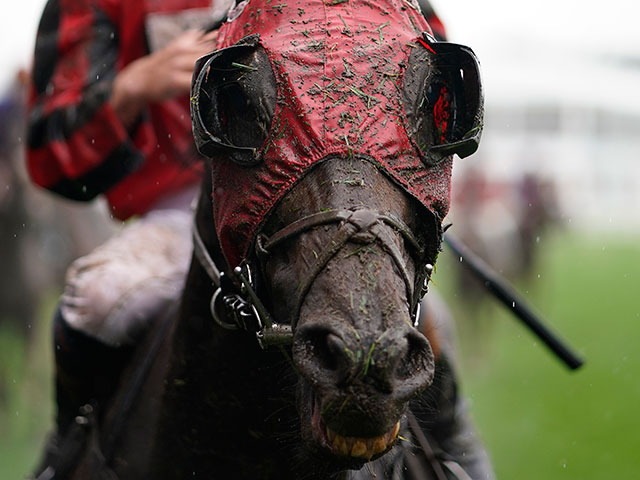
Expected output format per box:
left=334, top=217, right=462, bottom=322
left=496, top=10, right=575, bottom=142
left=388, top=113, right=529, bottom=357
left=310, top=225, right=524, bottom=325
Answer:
left=187, top=0, right=482, bottom=474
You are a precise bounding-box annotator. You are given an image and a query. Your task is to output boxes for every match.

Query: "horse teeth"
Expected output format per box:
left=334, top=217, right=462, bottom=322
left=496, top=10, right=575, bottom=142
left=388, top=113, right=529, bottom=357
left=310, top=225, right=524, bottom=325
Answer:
left=350, top=440, right=368, bottom=458
left=326, top=422, right=400, bottom=458
left=345, top=436, right=355, bottom=452
left=372, top=436, right=387, bottom=454
left=333, top=434, right=349, bottom=456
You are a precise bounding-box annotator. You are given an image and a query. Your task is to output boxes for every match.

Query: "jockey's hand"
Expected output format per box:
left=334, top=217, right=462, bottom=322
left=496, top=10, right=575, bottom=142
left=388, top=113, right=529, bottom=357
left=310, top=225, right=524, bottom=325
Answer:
left=111, top=29, right=219, bottom=128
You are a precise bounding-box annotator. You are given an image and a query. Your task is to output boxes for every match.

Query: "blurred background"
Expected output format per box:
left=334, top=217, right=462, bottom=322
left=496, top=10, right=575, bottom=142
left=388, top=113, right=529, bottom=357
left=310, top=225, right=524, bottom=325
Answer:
left=1, top=0, right=638, bottom=478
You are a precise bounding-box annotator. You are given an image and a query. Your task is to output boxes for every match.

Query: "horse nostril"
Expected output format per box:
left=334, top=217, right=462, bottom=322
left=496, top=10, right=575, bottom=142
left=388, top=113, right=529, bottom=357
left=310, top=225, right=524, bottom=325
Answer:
left=293, top=324, right=435, bottom=396
left=395, top=330, right=435, bottom=385
left=293, top=326, right=358, bottom=385
left=325, top=333, right=351, bottom=373
left=314, top=331, right=343, bottom=373
left=295, top=326, right=338, bottom=371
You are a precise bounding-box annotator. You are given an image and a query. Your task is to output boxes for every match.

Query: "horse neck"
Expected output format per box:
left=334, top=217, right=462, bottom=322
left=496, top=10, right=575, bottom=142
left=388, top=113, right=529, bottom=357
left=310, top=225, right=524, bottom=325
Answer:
left=150, top=182, right=315, bottom=479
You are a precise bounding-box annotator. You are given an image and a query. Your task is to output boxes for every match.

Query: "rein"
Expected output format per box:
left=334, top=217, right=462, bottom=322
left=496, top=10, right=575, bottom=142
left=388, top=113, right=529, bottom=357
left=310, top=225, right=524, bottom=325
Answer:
left=193, top=207, right=433, bottom=349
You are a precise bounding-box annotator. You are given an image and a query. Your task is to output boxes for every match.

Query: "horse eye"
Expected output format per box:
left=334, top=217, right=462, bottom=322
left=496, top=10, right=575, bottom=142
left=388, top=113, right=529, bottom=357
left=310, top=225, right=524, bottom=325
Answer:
left=192, top=39, right=277, bottom=166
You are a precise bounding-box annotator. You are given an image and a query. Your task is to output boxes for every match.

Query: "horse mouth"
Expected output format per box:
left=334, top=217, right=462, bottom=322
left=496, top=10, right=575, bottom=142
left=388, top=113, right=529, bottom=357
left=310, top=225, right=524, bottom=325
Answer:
left=311, top=397, right=401, bottom=460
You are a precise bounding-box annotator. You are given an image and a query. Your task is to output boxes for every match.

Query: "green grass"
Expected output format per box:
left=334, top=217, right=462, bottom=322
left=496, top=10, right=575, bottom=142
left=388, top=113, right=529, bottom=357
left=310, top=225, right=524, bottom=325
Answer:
left=436, top=231, right=640, bottom=479
left=1, top=231, right=638, bottom=478
left=0, top=299, right=54, bottom=479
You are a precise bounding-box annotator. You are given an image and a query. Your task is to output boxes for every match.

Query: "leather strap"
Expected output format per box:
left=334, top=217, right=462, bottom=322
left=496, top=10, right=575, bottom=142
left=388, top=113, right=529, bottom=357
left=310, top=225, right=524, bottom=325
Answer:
left=257, top=208, right=426, bottom=329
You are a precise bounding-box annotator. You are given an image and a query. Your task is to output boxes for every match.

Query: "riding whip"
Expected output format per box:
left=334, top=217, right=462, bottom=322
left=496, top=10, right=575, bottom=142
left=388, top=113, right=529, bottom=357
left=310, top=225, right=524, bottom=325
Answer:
left=443, top=232, right=584, bottom=370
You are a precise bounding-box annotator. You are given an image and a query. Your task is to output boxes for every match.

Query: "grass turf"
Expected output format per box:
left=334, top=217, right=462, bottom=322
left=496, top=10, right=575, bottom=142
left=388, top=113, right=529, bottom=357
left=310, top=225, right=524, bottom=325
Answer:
left=437, top=231, right=640, bottom=479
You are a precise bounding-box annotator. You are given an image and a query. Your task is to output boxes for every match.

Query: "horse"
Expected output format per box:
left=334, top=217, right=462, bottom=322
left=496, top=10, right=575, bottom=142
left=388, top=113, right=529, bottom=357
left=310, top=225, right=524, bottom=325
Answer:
left=50, top=1, right=492, bottom=478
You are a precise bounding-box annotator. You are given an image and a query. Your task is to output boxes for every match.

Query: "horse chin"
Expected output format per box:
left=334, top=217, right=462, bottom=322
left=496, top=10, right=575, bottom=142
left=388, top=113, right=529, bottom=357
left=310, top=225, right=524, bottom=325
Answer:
left=297, top=382, right=401, bottom=471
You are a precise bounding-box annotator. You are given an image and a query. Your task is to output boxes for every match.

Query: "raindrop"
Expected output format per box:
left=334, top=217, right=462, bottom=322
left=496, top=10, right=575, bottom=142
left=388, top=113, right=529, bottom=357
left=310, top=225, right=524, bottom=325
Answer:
left=512, top=301, right=516, bottom=308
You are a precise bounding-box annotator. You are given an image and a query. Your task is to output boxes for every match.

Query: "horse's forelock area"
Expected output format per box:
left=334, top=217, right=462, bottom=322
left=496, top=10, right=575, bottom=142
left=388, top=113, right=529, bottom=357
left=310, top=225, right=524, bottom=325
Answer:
left=211, top=0, right=452, bottom=268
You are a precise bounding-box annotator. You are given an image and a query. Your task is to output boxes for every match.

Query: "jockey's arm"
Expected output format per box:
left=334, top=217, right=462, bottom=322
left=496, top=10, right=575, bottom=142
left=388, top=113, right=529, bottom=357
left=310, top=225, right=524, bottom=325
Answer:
left=26, top=0, right=216, bottom=202
left=27, top=1, right=142, bottom=201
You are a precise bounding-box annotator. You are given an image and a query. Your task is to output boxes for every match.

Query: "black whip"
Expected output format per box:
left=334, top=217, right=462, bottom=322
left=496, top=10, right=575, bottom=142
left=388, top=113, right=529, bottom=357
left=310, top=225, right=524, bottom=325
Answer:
left=443, top=232, right=584, bottom=371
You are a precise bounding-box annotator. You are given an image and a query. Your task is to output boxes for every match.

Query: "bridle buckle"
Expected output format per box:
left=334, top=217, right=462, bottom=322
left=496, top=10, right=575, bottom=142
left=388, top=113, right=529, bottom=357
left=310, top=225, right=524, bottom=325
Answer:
left=209, top=265, right=293, bottom=349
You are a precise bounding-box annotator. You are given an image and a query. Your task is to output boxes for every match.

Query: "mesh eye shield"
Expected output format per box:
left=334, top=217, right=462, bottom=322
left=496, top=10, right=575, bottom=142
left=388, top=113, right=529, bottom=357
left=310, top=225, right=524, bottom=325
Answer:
left=192, top=32, right=483, bottom=167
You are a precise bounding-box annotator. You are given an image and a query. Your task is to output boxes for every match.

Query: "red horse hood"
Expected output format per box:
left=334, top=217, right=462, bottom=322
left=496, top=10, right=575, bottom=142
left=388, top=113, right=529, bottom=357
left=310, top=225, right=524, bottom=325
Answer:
left=209, top=0, right=451, bottom=268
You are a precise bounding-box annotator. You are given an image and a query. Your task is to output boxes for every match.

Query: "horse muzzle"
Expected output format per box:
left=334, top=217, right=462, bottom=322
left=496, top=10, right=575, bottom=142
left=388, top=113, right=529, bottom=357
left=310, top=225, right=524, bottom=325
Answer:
left=293, top=321, right=435, bottom=460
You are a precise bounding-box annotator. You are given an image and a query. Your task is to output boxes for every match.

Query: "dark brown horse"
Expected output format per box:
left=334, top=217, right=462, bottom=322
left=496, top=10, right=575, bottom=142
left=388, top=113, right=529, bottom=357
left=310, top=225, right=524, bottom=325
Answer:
left=59, top=1, right=493, bottom=478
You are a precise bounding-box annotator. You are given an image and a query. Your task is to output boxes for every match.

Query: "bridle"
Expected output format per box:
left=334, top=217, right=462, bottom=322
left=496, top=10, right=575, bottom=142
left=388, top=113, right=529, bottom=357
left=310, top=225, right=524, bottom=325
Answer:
left=193, top=206, right=439, bottom=349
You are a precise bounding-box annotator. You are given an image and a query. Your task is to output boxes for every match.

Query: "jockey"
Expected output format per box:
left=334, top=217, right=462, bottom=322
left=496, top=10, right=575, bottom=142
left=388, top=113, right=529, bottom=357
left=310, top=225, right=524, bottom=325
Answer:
left=26, top=0, right=233, bottom=443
